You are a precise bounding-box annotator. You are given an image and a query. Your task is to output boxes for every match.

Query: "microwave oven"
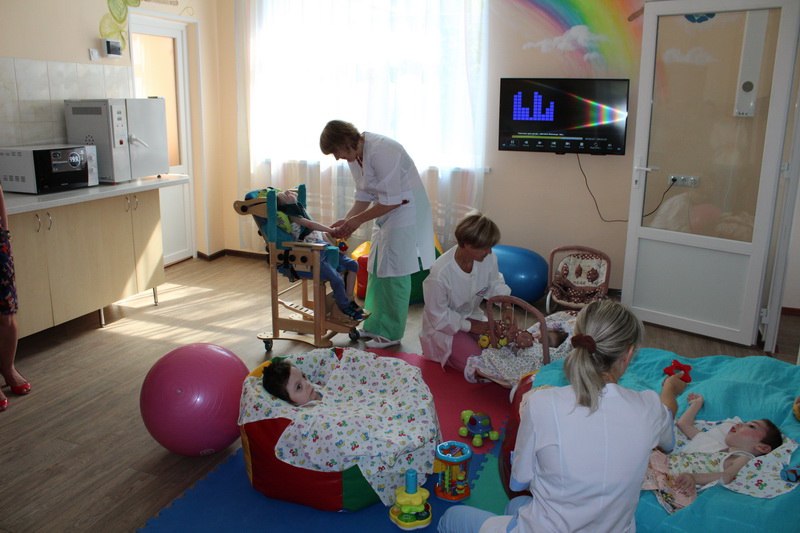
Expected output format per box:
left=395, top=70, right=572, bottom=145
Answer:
left=0, top=144, right=98, bottom=194
left=65, top=98, right=169, bottom=184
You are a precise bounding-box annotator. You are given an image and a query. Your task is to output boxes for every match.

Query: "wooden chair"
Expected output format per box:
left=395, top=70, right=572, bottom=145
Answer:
left=233, top=185, right=361, bottom=350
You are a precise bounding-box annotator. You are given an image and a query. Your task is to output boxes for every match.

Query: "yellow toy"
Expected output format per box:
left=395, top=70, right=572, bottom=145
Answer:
left=389, top=469, right=432, bottom=530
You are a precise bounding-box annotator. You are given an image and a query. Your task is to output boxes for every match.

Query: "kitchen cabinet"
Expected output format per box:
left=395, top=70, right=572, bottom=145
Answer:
left=8, top=189, right=165, bottom=338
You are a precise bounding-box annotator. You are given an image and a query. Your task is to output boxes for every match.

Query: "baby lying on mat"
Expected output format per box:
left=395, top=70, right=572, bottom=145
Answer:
left=643, top=393, right=784, bottom=513
left=464, top=311, right=576, bottom=388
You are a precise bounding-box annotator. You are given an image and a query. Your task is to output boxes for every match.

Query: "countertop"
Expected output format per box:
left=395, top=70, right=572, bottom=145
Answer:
left=5, top=174, right=190, bottom=215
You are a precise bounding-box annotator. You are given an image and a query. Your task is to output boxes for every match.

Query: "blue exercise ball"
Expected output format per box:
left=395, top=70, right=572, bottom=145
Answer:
left=493, top=245, right=548, bottom=303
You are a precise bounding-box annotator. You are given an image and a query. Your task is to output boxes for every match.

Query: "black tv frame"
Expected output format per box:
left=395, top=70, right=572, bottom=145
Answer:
left=498, top=78, right=630, bottom=156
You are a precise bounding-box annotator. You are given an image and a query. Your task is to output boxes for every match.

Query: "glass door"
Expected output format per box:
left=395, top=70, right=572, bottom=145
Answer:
left=622, top=0, right=799, bottom=345
left=130, top=15, right=195, bottom=265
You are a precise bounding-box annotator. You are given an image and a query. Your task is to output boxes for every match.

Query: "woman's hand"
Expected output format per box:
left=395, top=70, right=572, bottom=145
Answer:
left=660, top=372, right=688, bottom=417
left=331, top=217, right=362, bottom=239
left=663, top=372, right=688, bottom=395
left=468, top=319, right=490, bottom=335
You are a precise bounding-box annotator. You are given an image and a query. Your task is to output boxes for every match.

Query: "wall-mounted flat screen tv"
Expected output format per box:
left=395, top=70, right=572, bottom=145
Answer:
left=498, top=78, right=630, bottom=155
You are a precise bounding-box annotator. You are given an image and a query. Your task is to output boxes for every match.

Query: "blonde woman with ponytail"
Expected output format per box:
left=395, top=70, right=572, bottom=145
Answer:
left=438, top=300, right=687, bottom=533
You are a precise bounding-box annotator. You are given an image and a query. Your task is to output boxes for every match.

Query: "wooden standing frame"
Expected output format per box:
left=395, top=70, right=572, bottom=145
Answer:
left=233, top=186, right=361, bottom=350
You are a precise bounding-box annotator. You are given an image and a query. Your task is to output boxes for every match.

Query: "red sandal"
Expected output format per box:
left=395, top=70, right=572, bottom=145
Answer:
left=7, top=381, right=31, bottom=395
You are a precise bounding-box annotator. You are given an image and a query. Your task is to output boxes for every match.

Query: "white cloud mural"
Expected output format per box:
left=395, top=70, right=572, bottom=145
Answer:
left=523, top=25, right=607, bottom=53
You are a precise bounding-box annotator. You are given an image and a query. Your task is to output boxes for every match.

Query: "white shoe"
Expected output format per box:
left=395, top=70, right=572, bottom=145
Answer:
left=357, top=328, right=378, bottom=340
left=365, top=336, right=401, bottom=349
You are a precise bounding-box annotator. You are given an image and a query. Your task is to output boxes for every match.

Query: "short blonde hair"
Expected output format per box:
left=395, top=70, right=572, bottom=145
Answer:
left=320, top=120, right=361, bottom=155
left=454, top=212, right=501, bottom=249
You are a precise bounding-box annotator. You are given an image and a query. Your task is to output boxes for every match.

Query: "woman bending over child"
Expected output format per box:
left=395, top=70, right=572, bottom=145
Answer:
left=438, top=300, right=688, bottom=533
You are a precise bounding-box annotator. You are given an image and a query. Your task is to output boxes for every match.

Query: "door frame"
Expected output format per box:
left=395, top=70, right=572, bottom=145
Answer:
left=622, top=0, right=800, bottom=345
left=129, top=11, right=196, bottom=264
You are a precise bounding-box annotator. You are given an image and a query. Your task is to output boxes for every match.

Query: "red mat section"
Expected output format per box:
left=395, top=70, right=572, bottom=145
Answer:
left=369, top=349, right=511, bottom=451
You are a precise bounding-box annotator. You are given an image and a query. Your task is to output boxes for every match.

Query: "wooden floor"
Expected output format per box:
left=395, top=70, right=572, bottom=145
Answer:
left=0, top=255, right=796, bottom=533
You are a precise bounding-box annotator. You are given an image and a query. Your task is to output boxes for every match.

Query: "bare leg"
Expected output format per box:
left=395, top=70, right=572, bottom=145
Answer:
left=0, top=314, right=26, bottom=392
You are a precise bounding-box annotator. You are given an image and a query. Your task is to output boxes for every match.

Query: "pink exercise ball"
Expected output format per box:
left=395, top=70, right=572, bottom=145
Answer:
left=140, top=343, right=249, bottom=456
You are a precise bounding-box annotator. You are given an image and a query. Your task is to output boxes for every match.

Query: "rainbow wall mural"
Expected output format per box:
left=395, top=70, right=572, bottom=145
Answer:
left=509, top=0, right=644, bottom=74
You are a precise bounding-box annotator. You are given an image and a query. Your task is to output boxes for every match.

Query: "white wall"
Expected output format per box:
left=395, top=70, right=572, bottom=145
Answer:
left=0, top=57, right=131, bottom=147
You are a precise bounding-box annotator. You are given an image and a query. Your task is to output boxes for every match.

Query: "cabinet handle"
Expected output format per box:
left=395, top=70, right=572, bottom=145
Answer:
left=133, top=195, right=139, bottom=210
left=125, top=196, right=131, bottom=212
left=34, top=213, right=41, bottom=233
left=46, top=212, right=53, bottom=230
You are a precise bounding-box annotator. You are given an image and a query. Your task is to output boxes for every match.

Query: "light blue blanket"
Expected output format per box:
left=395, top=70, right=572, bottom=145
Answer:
left=534, top=348, right=800, bottom=533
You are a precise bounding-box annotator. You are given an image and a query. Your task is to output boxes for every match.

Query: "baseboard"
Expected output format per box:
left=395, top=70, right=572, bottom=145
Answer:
left=195, top=249, right=267, bottom=262
left=781, top=307, right=800, bottom=316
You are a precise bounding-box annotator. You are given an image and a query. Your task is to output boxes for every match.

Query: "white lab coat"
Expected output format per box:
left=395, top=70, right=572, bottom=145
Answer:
left=419, top=247, right=511, bottom=366
left=480, top=384, right=675, bottom=533
left=348, top=132, right=435, bottom=278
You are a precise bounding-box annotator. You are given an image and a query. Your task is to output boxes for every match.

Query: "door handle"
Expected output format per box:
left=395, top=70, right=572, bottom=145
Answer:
left=129, top=134, right=150, bottom=148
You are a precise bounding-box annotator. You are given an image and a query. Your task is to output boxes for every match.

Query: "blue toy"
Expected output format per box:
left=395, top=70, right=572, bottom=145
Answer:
left=780, top=465, right=799, bottom=483
left=458, top=410, right=500, bottom=447
left=493, top=245, right=548, bottom=303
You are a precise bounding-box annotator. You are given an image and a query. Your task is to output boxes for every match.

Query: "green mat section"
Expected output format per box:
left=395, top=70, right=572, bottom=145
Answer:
left=467, top=454, right=510, bottom=515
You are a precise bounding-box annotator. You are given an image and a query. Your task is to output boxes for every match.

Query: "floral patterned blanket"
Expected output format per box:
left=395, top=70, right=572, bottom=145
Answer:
left=238, top=348, right=441, bottom=505
left=465, top=311, right=577, bottom=387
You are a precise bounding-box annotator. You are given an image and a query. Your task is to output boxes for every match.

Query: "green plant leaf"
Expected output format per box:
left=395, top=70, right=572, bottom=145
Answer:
left=99, top=12, right=128, bottom=53
left=108, top=0, right=128, bottom=24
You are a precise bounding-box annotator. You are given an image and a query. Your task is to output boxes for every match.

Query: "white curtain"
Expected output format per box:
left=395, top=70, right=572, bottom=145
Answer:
left=235, top=0, right=487, bottom=252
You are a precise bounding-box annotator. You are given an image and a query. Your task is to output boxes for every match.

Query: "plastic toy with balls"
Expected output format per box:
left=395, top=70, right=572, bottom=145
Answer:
left=337, top=239, right=348, bottom=252
left=780, top=465, right=799, bottom=483
left=664, top=359, right=692, bottom=383
left=458, top=410, right=500, bottom=447
left=389, top=469, right=432, bottom=530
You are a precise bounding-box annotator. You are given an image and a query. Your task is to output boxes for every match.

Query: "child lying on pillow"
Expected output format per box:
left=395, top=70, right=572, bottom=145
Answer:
left=262, top=357, right=323, bottom=407
left=643, top=392, right=783, bottom=513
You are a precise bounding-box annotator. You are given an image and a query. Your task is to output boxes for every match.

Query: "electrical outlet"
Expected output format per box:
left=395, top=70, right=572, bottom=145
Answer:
left=668, top=175, right=700, bottom=187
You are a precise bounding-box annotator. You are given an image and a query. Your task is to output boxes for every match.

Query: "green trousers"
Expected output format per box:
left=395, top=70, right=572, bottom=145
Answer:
left=362, top=258, right=412, bottom=342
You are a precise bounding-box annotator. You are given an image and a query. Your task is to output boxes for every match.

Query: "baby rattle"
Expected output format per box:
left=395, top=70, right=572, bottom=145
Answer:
left=663, top=359, right=692, bottom=383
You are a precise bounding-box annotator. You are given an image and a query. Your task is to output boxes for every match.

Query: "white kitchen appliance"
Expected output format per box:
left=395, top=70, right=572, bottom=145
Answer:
left=0, top=144, right=98, bottom=194
left=65, top=98, right=169, bottom=183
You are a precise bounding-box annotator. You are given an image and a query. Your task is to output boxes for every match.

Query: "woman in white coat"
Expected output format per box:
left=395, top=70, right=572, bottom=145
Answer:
left=420, top=212, right=511, bottom=372
left=320, top=120, right=435, bottom=349
left=437, top=300, right=688, bottom=533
